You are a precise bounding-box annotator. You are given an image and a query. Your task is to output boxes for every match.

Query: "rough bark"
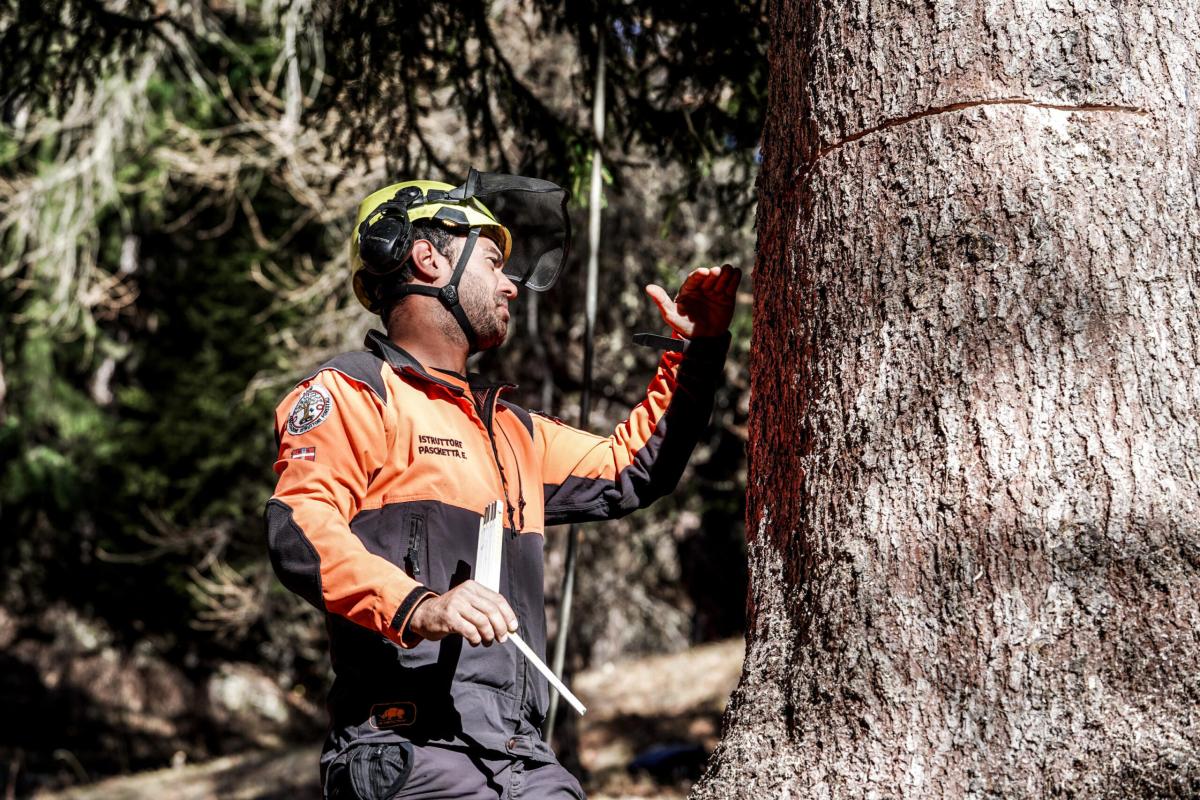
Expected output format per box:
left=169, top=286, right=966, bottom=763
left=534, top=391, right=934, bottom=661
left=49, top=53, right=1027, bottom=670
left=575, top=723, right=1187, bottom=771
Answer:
left=696, top=1, right=1200, bottom=797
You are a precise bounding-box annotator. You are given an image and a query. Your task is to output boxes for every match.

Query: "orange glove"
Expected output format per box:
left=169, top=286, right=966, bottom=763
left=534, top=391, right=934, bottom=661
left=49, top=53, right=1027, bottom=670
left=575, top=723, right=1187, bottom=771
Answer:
left=645, top=264, right=742, bottom=339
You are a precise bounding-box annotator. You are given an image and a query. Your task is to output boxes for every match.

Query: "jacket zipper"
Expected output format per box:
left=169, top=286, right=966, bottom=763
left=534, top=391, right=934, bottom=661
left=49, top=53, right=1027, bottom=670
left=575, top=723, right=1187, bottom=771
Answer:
left=404, top=514, right=424, bottom=578
left=477, top=386, right=519, bottom=531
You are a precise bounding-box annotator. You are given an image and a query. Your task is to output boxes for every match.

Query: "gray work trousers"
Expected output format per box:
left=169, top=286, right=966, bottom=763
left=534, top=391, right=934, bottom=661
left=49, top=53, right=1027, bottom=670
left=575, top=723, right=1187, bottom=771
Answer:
left=325, top=741, right=587, bottom=800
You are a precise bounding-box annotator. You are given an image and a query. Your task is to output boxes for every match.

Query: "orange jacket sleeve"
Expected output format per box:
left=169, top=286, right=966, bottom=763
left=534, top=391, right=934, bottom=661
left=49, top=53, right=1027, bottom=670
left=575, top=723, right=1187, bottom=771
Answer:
left=264, top=370, right=433, bottom=648
left=537, top=332, right=730, bottom=525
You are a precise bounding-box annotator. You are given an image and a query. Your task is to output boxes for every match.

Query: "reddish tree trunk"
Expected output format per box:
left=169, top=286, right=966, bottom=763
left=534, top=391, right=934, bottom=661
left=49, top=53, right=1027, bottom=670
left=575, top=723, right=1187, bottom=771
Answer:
left=696, top=1, right=1200, bottom=796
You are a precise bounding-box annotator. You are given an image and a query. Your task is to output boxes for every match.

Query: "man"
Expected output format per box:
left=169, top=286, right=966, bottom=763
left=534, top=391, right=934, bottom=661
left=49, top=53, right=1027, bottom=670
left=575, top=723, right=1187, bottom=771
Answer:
left=266, top=171, right=740, bottom=799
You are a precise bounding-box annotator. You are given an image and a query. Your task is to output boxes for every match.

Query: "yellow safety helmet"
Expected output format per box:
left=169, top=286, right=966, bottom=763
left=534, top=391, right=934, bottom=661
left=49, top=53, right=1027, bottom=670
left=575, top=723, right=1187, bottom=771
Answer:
left=351, top=169, right=571, bottom=352
left=350, top=179, right=512, bottom=312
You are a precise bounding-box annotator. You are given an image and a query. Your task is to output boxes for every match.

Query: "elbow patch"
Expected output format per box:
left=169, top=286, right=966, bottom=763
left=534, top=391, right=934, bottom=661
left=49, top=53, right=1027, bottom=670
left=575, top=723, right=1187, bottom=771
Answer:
left=264, top=499, right=324, bottom=611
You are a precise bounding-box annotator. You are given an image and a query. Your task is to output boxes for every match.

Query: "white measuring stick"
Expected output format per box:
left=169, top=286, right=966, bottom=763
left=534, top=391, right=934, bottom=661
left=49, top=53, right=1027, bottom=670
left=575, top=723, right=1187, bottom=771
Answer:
left=508, top=632, right=587, bottom=716
left=475, top=500, right=586, bottom=716
left=474, top=500, right=504, bottom=590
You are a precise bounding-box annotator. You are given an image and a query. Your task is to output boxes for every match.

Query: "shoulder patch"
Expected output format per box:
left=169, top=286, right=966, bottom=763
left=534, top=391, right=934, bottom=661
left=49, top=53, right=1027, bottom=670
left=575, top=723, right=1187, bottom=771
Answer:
left=287, top=384, right=333, bottom=435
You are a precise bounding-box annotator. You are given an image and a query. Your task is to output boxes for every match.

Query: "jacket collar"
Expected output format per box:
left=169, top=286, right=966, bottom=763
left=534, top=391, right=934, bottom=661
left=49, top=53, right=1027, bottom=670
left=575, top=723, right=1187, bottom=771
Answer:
left=364, top=330, right=512, bottom=394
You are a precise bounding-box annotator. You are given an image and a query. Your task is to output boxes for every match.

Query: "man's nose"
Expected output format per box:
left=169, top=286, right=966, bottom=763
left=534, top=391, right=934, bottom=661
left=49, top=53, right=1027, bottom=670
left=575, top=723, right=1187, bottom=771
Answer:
left=499, top=273, right=519, bottom=299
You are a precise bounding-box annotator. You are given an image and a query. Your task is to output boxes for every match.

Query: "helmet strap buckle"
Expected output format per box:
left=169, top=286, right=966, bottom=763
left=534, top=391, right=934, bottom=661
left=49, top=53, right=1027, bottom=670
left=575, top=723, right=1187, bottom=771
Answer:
left=438, top=226, right=482, bottom=353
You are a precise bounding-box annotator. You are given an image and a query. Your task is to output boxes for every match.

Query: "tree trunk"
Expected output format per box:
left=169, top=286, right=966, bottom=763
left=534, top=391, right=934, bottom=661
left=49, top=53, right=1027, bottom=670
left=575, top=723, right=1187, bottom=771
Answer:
left=696, top=1, right=1200, bottom=797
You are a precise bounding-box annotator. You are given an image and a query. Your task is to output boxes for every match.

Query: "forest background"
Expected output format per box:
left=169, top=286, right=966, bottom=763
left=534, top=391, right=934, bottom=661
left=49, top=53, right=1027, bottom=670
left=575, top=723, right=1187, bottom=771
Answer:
left=0, top=0, right=765, bottom=795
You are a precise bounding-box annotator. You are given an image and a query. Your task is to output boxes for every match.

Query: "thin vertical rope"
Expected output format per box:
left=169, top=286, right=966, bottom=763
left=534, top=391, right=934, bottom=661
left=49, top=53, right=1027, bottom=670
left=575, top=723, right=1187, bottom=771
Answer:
left=545, top=26, right=605, bottom=743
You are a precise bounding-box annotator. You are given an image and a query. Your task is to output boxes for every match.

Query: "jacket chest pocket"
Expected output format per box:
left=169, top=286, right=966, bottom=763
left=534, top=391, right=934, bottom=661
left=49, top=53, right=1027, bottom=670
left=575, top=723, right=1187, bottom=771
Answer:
left=402, top=512, right=427, bottom=580
left=348, top=505, right=426, bottom=577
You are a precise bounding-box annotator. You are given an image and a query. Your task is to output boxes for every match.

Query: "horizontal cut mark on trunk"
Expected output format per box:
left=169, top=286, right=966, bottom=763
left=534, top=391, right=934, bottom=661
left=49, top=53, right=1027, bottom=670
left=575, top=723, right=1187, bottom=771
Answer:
left=806, top=97, right=1151, bottom=168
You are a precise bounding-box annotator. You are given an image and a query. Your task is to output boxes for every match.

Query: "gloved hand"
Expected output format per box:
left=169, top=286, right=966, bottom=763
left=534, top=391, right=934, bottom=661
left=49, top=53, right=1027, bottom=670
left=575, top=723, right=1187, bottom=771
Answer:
left=645, top=264, right=742, bottom=339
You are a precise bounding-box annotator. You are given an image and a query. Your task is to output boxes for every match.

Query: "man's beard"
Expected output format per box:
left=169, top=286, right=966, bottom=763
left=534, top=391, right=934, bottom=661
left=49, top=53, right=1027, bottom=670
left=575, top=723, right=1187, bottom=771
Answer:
left=460, top=276, right=509, bottom=351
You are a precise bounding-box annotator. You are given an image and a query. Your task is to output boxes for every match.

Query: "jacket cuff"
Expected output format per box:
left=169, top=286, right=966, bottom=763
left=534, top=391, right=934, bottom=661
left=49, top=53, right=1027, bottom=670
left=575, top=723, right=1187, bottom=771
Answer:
left=390, top=586, right=437, bottom=649
left=679, top=331, right=731, bottom=372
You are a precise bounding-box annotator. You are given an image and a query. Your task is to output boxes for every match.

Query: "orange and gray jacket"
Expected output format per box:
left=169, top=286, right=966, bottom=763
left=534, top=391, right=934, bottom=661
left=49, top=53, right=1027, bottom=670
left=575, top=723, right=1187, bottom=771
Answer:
left=265, top=329, right=729, bottom=766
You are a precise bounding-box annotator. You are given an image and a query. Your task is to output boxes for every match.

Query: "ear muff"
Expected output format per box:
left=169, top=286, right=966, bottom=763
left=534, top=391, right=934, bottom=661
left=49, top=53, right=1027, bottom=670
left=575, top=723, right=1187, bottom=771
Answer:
left=357, top=186, right=424, bottom=275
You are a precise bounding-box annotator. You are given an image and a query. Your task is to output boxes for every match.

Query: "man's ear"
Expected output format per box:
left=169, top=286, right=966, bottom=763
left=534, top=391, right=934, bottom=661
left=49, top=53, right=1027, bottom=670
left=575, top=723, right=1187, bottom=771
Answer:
left=408, top=239, right=446, bottom=284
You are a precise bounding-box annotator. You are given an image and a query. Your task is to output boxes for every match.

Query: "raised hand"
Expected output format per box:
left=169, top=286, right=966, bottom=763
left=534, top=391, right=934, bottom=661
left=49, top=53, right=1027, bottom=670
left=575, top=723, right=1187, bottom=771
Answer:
left=645, top=264, right=742, bottom=339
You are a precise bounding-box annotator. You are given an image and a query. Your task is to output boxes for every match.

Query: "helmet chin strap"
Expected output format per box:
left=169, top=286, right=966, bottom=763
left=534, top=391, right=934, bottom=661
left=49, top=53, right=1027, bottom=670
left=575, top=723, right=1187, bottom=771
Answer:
left=378, top=227, right=482, bottom=353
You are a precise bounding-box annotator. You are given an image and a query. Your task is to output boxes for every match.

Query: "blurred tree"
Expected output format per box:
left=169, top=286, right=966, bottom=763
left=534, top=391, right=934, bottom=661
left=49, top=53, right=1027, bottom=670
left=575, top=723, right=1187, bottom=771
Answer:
left=696, top=0, right=1200, bottom=796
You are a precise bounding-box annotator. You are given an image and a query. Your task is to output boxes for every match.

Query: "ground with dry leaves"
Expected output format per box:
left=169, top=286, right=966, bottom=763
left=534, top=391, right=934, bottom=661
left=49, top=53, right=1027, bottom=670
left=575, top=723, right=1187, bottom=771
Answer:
left=32, top=639, right=743, bottom=800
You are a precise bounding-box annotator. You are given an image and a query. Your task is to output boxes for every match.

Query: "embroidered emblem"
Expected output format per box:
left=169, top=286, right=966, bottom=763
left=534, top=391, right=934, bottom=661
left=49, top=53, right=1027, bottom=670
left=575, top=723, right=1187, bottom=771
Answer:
left=290, top=447, right=316, bottom=461
left=370, top=702, right=417, bottom=729
left=287, top=385, right=332, bottom=435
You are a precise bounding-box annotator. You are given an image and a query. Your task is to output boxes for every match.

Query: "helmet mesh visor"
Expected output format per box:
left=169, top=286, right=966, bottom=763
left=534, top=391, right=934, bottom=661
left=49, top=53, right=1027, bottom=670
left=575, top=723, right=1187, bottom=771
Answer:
left=467, top=172, right=570, bottom=292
